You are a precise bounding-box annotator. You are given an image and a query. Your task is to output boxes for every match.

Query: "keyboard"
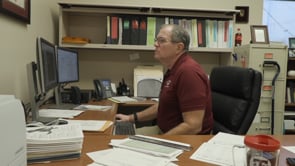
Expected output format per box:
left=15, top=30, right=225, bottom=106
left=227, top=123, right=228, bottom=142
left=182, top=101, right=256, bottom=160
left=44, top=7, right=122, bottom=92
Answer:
left=113, top=121, right=136, bottom=135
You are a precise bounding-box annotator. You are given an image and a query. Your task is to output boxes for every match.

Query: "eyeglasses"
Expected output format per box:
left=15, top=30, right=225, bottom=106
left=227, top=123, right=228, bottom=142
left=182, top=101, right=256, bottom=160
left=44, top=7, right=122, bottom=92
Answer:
left=154, top=37, right=171, bottom=45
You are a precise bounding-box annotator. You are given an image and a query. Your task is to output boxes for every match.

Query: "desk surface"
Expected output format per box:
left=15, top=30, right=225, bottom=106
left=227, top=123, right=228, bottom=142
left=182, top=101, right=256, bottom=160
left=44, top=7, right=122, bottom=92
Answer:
left=30, top=134, right=295, bottom=166
left=30, top=100, right=295, bottom=166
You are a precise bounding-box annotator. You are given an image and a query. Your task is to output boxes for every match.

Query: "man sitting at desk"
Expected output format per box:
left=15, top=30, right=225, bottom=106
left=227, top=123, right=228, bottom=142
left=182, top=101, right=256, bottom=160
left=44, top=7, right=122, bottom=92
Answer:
left=116, top=24, right=213, bottom=135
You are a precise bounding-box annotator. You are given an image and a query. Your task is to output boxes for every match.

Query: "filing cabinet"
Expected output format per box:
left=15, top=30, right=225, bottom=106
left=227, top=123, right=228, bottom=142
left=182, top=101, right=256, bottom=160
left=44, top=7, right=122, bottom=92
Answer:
left=234, top=44, right=288, bottom=134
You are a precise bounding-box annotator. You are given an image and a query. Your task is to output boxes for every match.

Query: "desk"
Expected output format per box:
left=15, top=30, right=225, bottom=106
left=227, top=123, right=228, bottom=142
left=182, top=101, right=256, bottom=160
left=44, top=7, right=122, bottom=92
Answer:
left=30, top=100, right=295, bottom=166
left=30, top=134, right=295, bottom=166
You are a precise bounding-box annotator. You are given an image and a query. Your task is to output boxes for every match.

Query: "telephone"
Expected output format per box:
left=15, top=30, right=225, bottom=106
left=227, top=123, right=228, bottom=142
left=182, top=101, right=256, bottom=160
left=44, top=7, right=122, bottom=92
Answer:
left=93, top=79, right=114, bottom=100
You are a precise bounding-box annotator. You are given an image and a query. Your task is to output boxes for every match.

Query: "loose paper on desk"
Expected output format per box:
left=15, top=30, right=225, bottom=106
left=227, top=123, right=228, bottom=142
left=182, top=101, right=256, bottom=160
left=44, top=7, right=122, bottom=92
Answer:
left=87, top=148, right=176, bottom=166
left=39, top=109, right=83, bottom=118
left=190, top=132, right=246, bottom=166
left=73, top=104, right=112, bottom=111
left=65, top=119, right=113, bottom=132
left=108, top=96, right=138, bottom=103
left=283, top=146, right=295, bottom=153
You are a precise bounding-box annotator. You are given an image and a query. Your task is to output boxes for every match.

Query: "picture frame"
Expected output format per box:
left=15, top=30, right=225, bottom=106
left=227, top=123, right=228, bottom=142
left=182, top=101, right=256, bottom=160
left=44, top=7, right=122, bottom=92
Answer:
left=289, top=37, right=295, bottom=48
left=0, top=0, right=30, bottom=24
left=250, top=25, right=270, bottom=44
left=235, top=6, right=249, bottom=23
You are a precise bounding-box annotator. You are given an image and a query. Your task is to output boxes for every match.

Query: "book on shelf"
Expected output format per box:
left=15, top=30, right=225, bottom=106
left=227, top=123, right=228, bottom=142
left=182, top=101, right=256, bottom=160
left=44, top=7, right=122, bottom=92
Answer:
left=287, top=81, right=295, bottom=103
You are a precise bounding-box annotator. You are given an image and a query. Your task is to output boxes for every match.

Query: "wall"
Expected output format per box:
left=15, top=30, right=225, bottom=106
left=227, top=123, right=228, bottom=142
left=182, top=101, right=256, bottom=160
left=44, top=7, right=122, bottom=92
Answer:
left=0, top=0, right=60, bottom=103
left=0, top=0, right=263, bottom=104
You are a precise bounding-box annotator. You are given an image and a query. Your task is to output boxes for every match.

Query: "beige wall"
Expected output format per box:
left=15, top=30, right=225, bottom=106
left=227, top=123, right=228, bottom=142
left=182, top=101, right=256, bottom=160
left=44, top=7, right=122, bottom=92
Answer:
left=0, top=0, right=263, bottom=103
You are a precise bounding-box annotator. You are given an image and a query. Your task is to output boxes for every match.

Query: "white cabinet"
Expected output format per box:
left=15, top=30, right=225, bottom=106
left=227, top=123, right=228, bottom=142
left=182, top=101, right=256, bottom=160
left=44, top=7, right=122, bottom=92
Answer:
left=234, top=44, right=288, bottom=134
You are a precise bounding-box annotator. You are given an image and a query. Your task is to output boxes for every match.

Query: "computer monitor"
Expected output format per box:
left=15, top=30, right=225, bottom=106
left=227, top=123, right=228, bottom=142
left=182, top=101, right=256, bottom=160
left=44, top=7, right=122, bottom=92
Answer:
left=56, top=47, right=79, bottom=83
left=37, top=37, right=58, bottom=94
left=53, top=47, right=80, bottom=109
left=26, top=37, right=58, bottom=123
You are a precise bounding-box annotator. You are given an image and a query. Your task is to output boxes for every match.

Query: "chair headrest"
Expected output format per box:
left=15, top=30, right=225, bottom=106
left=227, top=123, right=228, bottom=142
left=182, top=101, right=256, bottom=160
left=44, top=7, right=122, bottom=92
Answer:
left=210, top=66, right=259, bottom=99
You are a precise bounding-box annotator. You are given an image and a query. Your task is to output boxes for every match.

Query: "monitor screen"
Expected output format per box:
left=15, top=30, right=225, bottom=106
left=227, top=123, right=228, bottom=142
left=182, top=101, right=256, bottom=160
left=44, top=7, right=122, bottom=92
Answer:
left=37, top=37, right=58, bottom=94
left=56, top=47, right=79, bottom=83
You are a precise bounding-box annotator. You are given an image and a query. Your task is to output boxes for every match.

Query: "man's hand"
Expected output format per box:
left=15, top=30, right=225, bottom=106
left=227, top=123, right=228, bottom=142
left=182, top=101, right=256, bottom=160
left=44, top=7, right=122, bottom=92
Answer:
left=115, top=114, right=132, bottom=122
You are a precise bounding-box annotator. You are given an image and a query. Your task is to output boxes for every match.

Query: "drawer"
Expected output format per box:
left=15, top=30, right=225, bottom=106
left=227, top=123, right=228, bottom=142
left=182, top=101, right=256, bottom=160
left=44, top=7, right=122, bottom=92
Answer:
left=259, top=80, right=286, bottom=111
left=249, top=48, right=287, bottom=80
left=248, top=111, right=284, bottom=134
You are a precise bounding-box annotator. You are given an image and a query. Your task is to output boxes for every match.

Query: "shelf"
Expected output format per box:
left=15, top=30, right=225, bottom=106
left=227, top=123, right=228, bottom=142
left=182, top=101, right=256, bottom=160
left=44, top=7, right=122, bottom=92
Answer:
left=285, top=103, right=295, bottom=107
left=59, top=3, right=239, bottom=19
left=287, top=76, right=295, bottom=80
left=60, top=42, right=233, bottom=53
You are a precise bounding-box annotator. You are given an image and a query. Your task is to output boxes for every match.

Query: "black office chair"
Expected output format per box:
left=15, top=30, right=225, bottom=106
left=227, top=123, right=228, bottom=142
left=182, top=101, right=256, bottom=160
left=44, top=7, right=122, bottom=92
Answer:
left=210, top=66, right=262, bottom=135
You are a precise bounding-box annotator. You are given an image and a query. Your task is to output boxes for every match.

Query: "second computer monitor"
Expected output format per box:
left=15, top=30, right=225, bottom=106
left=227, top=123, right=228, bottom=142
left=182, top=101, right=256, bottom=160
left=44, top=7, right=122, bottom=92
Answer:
left=56, top=47, right=79, bottom=83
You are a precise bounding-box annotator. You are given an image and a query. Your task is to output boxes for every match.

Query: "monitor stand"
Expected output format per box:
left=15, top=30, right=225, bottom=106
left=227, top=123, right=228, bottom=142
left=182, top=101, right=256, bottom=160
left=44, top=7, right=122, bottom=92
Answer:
left=49, top=85, right=79, bottom=110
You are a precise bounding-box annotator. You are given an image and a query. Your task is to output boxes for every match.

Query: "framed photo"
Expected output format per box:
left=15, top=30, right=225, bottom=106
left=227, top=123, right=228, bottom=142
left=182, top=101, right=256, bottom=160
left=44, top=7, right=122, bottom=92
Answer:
left=289, top=38, right=295, bottom=48
left=0, top=0, right=30, bottom=24
left=235, top=6, right=249, bottom=23
left=250, top=25, right=269, bottom=44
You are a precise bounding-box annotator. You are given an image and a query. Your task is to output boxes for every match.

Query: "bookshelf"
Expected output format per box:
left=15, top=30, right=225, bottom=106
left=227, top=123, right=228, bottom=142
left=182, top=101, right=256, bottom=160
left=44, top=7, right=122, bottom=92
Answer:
left=58, top=3, right=238, bottom=54
left=57, top=2, right=239, bottom=94
left=284, top=49, right=295, bottom=134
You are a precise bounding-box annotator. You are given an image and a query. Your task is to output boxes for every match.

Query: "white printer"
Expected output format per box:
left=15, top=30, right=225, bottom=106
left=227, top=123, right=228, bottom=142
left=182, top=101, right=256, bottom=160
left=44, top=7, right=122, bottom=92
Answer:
left=0, top=95, right=27, bottom=166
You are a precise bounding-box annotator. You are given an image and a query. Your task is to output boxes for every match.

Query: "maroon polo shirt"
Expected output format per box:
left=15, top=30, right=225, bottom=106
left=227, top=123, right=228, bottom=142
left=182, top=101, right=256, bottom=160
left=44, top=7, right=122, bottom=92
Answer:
left=157, top=53, right=213, bottom=134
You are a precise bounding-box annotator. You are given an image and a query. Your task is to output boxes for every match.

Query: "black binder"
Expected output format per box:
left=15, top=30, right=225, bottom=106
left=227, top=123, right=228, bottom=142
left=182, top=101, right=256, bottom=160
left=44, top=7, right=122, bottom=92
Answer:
left=139, top=16, right=147, bottom=45
left=130, top=16, right=140, bottom=45
left=122, top=16, right=131, bottom=45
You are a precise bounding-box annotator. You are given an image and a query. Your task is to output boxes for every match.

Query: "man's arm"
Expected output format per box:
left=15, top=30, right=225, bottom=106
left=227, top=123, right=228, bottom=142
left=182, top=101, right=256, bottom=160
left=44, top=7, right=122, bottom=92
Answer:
left=116, top=103, right=158, bottom=123
left=164, top=109, right=205, bottom=135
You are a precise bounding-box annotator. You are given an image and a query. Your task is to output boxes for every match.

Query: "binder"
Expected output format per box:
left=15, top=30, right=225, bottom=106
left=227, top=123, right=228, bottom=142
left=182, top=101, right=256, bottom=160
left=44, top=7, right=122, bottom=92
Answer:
left=155, top=17, right=165, bottom=38
left=139, top=16, right=147, bottom=45
left=191, top=19, right=198, bottom=48
left=106, top=16, right=111, bottom=44
left=146, top=17, right=156, bottom=46
left=122, top=16, right=131, bottom=45
left=130, top=16, right=140, bottom=45
left=110, top=16, right=119, bottom=44
left=197, top=20, right=206, bottom=47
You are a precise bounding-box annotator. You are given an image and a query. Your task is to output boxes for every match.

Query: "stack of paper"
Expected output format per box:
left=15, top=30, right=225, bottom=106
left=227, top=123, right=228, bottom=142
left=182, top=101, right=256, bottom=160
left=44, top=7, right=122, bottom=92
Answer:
left=190, top=132, right=246, bottom=166
left=26, top=123, right=84, bottom=163
left=87, top=135, right=190, bottom=166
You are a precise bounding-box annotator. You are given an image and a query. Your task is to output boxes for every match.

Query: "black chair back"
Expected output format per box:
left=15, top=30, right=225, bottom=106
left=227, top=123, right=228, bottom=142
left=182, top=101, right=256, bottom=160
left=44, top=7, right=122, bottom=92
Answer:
left=210, top=66, right=262, bottom=135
